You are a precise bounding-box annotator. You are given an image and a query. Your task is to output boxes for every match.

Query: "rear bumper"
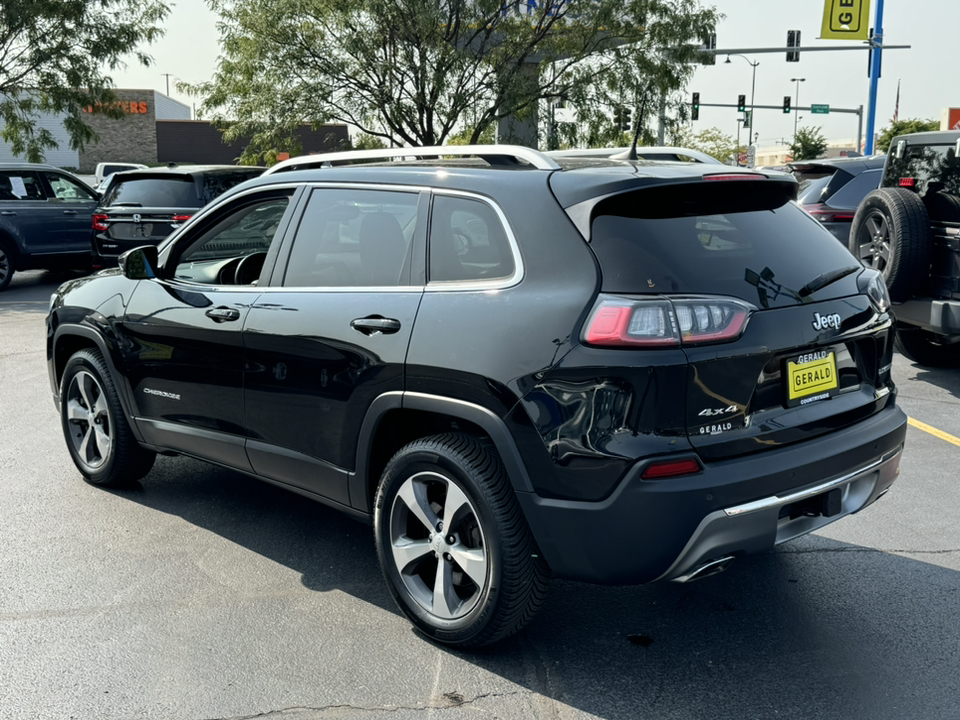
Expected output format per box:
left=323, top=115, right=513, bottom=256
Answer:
left=516, top=403, right=907, bottom=584
left=894, top=298, right=960, bottom=336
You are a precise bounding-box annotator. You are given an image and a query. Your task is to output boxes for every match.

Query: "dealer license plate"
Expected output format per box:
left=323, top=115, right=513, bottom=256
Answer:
left=786, top=351, right=838, bottom=406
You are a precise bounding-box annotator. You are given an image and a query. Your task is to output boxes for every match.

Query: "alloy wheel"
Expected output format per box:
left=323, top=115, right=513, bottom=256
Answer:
left=64, top=370, right=113, bottom=472
left=388, top=471, right=489, bottom=620
left=856, top=210, right=891, bottom=273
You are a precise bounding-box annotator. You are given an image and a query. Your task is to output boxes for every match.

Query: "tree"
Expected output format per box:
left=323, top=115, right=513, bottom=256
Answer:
left=0, top=0, right=169, bottom=162
left=189, top=0, right=718, bottom=160
left=875, top=118, right=940, bottom=154
left=788, top=126, right=827, bottom=161
left=669, top=125, right=739, bottom=163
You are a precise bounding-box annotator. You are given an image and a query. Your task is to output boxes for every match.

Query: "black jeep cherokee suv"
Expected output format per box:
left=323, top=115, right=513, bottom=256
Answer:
left=47, top=145, right=907, bottom=647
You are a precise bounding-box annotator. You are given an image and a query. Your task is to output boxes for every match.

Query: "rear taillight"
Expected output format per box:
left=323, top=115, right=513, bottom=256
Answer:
left=583, top=295, right=753, bottom=348
left=641, top=457, right=703, bottom=479
left=171, top=214, right=192, bottom=227
left=803, top=203, right=855, bottom=223
left=92, top=214, right=108, bottom=232
left=899, top=177, right=916, bottom=188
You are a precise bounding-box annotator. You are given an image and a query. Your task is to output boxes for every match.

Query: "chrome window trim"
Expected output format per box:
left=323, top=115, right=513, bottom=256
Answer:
left=425, top=188, right=524, bottom=292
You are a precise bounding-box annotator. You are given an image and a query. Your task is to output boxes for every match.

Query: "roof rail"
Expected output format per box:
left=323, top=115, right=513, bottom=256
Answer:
left=263, top=144, right=561, bottom=175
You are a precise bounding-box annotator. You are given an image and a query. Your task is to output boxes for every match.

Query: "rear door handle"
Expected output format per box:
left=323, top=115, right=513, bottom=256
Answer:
left=0, top=211, right=15, bottom=216
left=205, top=306, right=241, bottom=322
left=63, top=210, right=78, bottom=215
left=351, top=316, right=401, bottom=335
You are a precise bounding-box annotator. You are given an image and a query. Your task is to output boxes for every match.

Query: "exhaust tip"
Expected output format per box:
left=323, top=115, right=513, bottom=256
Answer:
left=671, top=555, right=735, bottom=583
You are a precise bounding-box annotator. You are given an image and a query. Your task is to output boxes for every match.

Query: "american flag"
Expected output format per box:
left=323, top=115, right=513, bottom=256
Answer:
left=893, top=79, right=900, bottom=123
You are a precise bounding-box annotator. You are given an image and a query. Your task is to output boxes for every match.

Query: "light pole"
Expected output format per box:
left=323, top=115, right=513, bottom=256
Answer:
left=726, top=55, right=759, bottom=158
left=791, top=77, right=806, bottom=142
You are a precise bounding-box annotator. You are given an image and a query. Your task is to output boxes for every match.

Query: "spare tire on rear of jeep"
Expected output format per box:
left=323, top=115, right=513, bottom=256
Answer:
left=849, top=187, right=931, bottom=302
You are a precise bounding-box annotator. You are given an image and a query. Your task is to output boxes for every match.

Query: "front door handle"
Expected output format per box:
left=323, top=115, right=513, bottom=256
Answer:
left=63, top=210, right=78, bottom=215
left=351, top=316, right=401, bottom=335
left=0, top=211, right=15, bottom=216
left=205, top=306, right=241, bottom=322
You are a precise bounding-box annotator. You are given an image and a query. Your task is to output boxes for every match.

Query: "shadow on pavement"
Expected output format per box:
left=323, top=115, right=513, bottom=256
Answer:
left=115, top=454, right=960, bottom=720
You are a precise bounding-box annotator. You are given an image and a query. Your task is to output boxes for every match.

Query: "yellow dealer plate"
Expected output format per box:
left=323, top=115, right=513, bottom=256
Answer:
left=786, top=351, right=838, bottom=406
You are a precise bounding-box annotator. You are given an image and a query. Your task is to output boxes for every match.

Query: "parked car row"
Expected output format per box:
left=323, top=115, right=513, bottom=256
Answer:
left=0, top=162, right=262, bottom=290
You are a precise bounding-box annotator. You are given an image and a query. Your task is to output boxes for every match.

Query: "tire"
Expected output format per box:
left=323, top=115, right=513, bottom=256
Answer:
left=60, top=348, right=156, bottom=486
left=894, top=326, right=960, bottom=367
left=0, top=238, right=14, bottom=292
left=849, top=188, right=931, bottom=302
left=374, top=432, right=549, bottom=648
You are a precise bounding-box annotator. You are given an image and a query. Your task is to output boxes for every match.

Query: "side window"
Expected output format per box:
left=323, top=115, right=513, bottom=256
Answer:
left=172, top=194, right=292, bottom=285
left=283, top=188, right=418, bottom=288
left=44, top=172, right=97, bottom=202
left=828, top=169, right=881, bottom=208
left=429, top=194, right=515, bottom=283
left=0, top=171, right=45, bottom=201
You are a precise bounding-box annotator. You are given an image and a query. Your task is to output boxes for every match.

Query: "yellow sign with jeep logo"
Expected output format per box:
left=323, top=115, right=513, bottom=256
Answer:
left=820, top=0, right=871, bottom=40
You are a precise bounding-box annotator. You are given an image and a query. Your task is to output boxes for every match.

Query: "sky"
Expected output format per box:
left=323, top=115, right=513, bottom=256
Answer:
left=112, top=0, right=960, bottom=150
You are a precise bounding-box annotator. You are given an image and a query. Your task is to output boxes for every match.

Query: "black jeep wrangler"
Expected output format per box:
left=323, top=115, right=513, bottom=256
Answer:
left=850, top=130, right=960, bottom=365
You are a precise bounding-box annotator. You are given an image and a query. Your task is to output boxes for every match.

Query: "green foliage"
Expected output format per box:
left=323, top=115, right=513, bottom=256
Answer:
left=0, top=0, right=169, bottom=162
left=669, top=125, right=738, bottom=163
left=875, top=118, right=940, bottom=154
left=189, top=0, right=718, bottom=160
left=351, top=133, right=387, bottom=150
left=788, top=126, right=828, bottom=161
left=447, top=124, right=496, bottom=145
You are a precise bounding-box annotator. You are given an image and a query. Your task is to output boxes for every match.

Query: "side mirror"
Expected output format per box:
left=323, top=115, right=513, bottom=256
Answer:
left=118, top=245, right=159, bottom=280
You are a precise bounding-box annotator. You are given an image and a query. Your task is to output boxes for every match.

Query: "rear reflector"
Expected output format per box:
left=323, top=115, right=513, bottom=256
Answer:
left=583, top=295, right=753, bottom=348
left=641, top=458, right=702, bottom=479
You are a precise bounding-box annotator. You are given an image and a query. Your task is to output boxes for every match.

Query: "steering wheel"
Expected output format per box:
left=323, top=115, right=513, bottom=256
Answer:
left=233, top=251, right=268, bottom=285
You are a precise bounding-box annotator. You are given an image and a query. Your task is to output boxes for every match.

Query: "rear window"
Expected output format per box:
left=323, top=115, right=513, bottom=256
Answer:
left=883, top=142, right=960, bottom=198
left=590, top=181, right=859, bottom=308
left=102, top=177, right=201, bottom=208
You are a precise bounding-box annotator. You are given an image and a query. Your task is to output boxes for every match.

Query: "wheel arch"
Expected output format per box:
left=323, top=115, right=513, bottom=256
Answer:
left=350, top=391, right=535, bottom=514
left=52, top=325, right=143, bottom=442
left=0, top=228, right=21, bottom=269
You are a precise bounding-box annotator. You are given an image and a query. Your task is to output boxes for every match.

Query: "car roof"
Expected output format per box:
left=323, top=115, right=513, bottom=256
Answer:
left=109, top=164, right=264, bottom=179
left=234, top=145, right=793, bottom=212
left=891, top=130, right=960, bottom=145
left=789, top=156, right=886, bottom=174
left=545, top=146, right=723, bottom=165
left=0, top=162, right=71, bottom=172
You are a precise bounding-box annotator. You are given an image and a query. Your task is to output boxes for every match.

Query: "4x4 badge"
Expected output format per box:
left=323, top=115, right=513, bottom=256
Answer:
left=812, top=312, right=841, bottom=331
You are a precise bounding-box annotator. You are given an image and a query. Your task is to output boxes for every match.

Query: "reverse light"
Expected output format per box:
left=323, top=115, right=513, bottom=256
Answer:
left=641, top=457, right=703, bottom=479
left=92, top=214, right=108, bottom=232
left=583, top=295, right=753, bottom=348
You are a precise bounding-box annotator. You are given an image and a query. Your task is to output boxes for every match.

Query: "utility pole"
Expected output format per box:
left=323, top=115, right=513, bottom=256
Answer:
left=865, top=0, right=885, bottom=154
left=791, top=77, right=806, bottom=142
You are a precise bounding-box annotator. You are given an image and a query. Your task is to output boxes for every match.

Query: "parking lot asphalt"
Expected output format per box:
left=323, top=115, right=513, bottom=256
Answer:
left=2, top=270, right=959, bottom=720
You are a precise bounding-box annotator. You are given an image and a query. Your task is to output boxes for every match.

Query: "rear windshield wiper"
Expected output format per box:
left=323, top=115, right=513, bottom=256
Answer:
left=798, top=265, right=861, bottom=298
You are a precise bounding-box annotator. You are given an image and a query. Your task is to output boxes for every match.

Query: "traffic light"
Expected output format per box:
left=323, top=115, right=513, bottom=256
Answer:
left=691, top=92, right=700, bottom=121
left=787, top=30, right=801, bottom=62
left=743, top=110, right=751, bottom=129
left=737, top=94, right=746, bottom=112
left=621, top=107, right=632, bottom=132
left=783, top=96, right=792, bottom=113
left=612, top=106, right=622, bottom=127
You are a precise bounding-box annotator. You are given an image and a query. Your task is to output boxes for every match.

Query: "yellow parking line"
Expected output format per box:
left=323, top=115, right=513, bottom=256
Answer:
left=908, top=417, right=960, bottom=448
